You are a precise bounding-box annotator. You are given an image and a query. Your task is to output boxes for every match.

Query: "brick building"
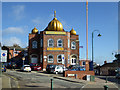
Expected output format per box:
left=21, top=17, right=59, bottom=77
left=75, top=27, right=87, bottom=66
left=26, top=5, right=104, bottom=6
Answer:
left=28, top=11, right=79, bottom=71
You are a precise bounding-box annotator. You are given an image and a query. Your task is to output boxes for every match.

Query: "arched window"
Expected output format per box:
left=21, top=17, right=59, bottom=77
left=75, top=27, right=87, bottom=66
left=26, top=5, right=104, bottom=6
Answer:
left=48, top=39, right=54, bottom=47
left=71, top=41, right=76, bottom=49
left=57, top=54, right=62, bottom=63
left=32, top=41, right=37, bottom=48
left=48, top=54, right=54, bottom=63
left=57, top=39, right=63, bottom=47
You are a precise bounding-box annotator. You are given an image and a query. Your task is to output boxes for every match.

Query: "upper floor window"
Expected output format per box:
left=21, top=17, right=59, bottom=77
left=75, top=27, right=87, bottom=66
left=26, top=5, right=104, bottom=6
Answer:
left=32, top=41, right=37, bottom=49
left=57, top=39, right=63, bottom=47
left=48, top=39, right=54, bottom=47
left=48, top=54, right=54, bottom=63
left=71, top=41, right=76, bottom=49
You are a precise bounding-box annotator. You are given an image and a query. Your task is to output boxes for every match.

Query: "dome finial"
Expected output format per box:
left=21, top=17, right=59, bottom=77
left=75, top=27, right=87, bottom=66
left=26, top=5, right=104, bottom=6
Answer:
left=54, top=10, right=56, bottom=18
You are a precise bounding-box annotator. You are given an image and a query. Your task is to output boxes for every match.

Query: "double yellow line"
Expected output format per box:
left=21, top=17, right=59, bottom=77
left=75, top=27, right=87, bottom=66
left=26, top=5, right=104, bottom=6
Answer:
left=4, top=74, right=20, bottom=88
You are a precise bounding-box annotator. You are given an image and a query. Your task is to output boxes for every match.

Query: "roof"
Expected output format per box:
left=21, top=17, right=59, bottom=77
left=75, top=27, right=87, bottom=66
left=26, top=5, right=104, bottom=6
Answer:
left=101, top=63, right=117, bottom=67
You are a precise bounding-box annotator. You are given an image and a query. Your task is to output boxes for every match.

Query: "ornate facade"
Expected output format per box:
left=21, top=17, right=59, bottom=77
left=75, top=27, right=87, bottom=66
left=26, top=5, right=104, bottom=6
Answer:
left=28, top=11, right=79, bottom=71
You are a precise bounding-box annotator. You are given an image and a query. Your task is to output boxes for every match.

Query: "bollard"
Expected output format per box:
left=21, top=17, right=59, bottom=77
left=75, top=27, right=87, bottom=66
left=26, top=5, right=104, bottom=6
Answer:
left=106, top=76, right=108, bottom=83
left=51, top=79, right=53, bottom=90
left=104, top=85, right=108, bottom=90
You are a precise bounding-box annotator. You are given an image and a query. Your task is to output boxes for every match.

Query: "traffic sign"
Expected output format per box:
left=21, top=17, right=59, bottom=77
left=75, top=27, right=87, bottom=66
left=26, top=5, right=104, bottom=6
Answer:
left=1, top=50, right=7, bottom=62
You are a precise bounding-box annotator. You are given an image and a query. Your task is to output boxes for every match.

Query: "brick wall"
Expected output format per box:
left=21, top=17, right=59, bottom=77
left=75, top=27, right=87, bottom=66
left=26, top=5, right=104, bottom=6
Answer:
left=64, top=71, right=95, bottom=79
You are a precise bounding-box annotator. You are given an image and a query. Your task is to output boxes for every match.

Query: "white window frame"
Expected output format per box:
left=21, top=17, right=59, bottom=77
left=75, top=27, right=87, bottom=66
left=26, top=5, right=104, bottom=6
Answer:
left=68, top=39, right=70, bottom=48
left=71, top=41, right=76, bottom=49
left=48, top=39, right=54, bottom=47
left=82, top=61, right=86, bottom=66
left=57, top=39, right=63, bottom=47
left=47, top=54, right=54, bottom=63
left=32, top=41, right=37, bottom=49
left=57, top=54, right=63, bottom=63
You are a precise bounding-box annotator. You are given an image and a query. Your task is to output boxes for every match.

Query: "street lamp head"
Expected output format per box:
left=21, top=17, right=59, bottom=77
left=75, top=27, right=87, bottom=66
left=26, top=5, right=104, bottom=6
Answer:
left=98, top=33, right=101, bottom=37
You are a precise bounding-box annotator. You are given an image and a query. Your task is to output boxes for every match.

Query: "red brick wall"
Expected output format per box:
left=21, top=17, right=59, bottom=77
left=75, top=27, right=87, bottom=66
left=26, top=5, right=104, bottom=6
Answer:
left=64, top=71, right=95, bottom=79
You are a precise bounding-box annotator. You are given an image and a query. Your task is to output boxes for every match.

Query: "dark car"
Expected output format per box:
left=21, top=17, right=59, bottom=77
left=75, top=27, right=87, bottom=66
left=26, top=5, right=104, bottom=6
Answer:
left=46, top=64, right=57, bottom=73
left=7, top=62, right=17, bottom=69
left=2, top=65, right=6, bottom=72
left=30, top=63, right=42, bottom=71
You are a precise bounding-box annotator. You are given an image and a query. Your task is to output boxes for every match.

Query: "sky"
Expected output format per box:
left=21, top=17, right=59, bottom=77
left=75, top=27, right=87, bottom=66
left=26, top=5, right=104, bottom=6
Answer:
left=1, top=1, right=119, bottom=65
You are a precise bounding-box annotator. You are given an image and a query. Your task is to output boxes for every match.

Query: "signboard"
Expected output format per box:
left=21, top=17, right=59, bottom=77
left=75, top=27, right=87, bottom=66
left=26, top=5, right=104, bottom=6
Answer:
left=47, top=47, right=63, bottom=51
left=67, top=74, right=75, bottom=76
left=62, top=54, right=65, bottom=64
left=1, top=50, right=7, bottom=62
left=46, top=31, right=66, bottom=35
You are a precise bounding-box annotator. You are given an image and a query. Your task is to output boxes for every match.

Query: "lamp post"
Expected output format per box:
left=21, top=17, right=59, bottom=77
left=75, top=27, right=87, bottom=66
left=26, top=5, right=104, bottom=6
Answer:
left=22, top=57, right=25, bottom=66
left=92, top=30, right=101, bottom=70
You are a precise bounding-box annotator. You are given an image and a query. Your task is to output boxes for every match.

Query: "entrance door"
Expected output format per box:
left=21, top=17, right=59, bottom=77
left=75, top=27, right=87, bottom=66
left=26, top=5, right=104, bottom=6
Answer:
left=71, top=55, right=77, bottom=65
left=31, top=58, right=37, bottom=63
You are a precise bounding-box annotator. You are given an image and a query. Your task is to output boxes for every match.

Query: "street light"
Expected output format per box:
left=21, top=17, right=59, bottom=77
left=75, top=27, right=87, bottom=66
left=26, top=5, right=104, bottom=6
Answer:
left=22, top=57, right=25, bottom=66
left=92, top=30, right=101, bottom=70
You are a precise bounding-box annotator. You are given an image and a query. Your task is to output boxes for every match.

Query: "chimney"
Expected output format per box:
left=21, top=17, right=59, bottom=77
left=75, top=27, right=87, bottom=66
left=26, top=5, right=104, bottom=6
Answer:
left=104, top=61, right=107, bottom=64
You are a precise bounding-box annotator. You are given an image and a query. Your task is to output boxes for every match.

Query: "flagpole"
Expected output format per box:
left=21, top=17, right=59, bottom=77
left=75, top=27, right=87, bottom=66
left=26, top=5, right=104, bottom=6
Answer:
left=86, top=0, right=88, bottom=60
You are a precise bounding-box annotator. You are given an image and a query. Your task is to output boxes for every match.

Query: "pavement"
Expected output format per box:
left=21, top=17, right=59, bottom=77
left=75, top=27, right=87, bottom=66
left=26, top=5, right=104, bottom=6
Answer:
left=2, top=69, right=120, bottom=89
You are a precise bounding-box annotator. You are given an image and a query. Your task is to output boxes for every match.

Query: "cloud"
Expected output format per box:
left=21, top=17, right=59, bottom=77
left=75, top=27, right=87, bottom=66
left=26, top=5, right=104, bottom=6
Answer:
left=32, top=17, right=41, bottom=24
left=2, top=37, right=22, bottom=47
left=12, top=5, right=25, bottom=20
left=3, top=27, right=24, bottom=35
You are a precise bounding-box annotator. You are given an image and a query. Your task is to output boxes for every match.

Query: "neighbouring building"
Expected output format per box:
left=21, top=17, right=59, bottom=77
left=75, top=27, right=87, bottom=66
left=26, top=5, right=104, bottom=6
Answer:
left=28, top=11, right=80, bottom=71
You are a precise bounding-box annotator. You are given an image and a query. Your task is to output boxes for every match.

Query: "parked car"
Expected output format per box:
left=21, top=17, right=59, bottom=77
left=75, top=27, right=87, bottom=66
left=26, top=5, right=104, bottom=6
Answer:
left=2, top=65, right=6, bottom=72
left=116, top=73, right=120, bottom=79
left=46, top=64, right=57, bottom=73
left=30, top=63, right=42, bottom=71
left=7, top=62, right=17, bottom=69
left=21, top=65, right=31, bottom=72
left=49, top=65, right=64, bottom=74
left=69, top=65, right=86, bottom=71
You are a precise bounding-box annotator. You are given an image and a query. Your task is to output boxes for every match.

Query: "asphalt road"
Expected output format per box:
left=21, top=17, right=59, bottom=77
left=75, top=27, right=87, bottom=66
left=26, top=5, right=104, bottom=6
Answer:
left=3, top=69, right=84, bottom=89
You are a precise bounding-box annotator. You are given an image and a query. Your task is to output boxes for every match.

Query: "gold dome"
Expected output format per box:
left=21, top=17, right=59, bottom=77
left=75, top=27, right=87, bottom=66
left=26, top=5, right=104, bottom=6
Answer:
left=47, top=11, right=63, bottom=31
left=47, top=18, right=63, bottom=31
left=70, top=28, right=76, bottom=35
left=32, top=27, right=38, bottom=34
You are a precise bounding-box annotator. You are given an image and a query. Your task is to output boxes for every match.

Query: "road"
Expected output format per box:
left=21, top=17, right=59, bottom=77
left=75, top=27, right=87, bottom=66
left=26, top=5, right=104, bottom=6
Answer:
left=2, top=69, right=84, bottom=89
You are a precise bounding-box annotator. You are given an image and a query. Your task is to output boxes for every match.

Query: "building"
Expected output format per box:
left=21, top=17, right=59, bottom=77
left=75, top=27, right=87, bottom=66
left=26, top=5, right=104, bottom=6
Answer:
left=28, top=11, right=79, bottom=71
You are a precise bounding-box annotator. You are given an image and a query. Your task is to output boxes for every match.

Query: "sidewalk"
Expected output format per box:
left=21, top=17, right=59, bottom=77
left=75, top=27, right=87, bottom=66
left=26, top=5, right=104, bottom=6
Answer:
left=2, top=74, right=11, bottom=88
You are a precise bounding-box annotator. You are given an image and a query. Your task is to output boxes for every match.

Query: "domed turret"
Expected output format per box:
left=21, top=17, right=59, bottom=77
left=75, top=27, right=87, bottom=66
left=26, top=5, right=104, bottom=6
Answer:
left=32, top=27, right=38, bottom=34
left=46, top=11, right=63, bottom=31
left=70, top=28, right=76, bottom=35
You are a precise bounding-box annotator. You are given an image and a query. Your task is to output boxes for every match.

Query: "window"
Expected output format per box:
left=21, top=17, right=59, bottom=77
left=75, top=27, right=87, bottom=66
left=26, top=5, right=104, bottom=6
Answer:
left=40, top=39, right=43, bottom=47
left=57, top=54, right=62, bottom=63
left=48, top=39, right=54, bottom=47
left=48, top=55, right=54, bottom=63
left=71, top=41, right=76, bottom=49
left=68, top=39, right=70, bottom=48
left=32, top=41, right=37, bottom=48
left=82, top=61, right=86, bottom=66
left=57, top=39, right=63, bottom=47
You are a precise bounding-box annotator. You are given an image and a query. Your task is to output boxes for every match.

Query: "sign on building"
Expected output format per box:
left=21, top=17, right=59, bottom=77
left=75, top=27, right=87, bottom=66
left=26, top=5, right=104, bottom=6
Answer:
left=62, top=54, right=65, bottom=64
left=1, top=50, right=7, bottom=62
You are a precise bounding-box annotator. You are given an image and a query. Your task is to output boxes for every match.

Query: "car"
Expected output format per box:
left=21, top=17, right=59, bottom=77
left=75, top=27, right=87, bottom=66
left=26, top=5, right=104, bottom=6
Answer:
left=69, top=65, right=86, bottom=71
left=21, top=65, right=31, bottom=72
left=2, top=65, right=6, bottom=72
left=46, top=64, right=57, bottom=73
left=49, top=65, right=64, bottom=74
left=30, top=63, right=42, bottom=71
left=116, top=73, right=120, bottom=79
